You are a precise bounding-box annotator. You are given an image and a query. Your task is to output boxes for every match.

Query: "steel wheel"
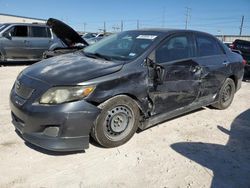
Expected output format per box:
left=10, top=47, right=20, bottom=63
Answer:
left=104, top=105, right=134, bottom=141
left=212, top=78, right=235, bottom=110
left=91, top=95, right=139, bottom=148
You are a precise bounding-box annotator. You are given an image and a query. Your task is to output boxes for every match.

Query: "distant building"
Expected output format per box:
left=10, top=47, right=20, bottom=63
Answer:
left=215, top=35, right=250, bottom=43
left=0, top=13, right=46, bottom=24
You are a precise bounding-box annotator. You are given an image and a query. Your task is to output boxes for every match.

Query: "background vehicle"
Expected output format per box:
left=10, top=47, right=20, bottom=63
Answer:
left=82, top=32, right=97, bottom=39
left=223, top=42, right=232, bottom=48
left=231, top=39, right=250, bottom=78
left=10, top=29, right=244, bottom=151
left=85, top=36, right=104, bottom=45
left=0, top=23, right=64, bottom=63
left=42, top=18, right=89, bottom=59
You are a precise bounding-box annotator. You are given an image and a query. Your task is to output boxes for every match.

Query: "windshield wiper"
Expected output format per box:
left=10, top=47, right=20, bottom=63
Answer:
left=84, top=52, right=112, bottom=61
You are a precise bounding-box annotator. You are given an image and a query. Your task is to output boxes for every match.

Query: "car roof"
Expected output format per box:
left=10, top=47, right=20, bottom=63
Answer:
left=131, top=28, right=214, bottom=37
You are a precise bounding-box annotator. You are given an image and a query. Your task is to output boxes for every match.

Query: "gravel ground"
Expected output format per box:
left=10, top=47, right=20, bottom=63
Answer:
left=0, top=65, right=250, bottom=188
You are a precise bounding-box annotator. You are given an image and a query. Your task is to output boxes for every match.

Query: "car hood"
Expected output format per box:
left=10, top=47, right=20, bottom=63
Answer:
left=47, top=18, right=88, bottom=47
left=22, top=52, right=124, bottom=85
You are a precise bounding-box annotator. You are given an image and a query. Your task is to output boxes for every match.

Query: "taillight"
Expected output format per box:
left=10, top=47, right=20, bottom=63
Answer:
left=243, top=59, right=247, bottom=65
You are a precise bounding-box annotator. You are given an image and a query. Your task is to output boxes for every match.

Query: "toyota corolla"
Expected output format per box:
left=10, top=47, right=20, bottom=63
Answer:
left=10, top=29, right=244, bottom=151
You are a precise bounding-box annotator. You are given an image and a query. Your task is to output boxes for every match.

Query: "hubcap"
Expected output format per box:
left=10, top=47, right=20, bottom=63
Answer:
left=222, top=85, right=232, bottom=103
left=110, top=113, right=128, bottom=133
left=104, top=105, right=134, bottom=140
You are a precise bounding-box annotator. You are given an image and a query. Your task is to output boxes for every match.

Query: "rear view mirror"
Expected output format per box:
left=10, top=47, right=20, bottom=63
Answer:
left=3, top=32, right=12, bottom=40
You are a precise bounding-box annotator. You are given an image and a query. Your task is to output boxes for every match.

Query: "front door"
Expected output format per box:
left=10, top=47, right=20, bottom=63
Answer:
left=148, top=33, right=202, bottom=115
left=2, top=25, right=30, bottom=60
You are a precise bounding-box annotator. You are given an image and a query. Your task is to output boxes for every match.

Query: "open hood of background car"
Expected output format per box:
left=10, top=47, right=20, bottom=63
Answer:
left=47, top=18, right=88, bottom=47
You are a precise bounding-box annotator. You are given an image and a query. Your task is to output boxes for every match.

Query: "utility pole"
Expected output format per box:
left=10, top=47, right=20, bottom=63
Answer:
left=239, top=15, right=244, bottom=36
left=137, top=20, right=139, bottom=30
left=121, top=20, right=123, bottom=32
left=83, top=22, right=87, bottom=33
left=185, top=7, right=191, bottom=30
left=103, top=21, right=106, bottom=34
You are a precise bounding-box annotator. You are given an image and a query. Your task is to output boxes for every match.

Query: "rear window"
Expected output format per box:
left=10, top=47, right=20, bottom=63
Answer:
left=10, top=26, right=28, bottom=37
left=30, top=26, right=51, bottom=38
left=196, top=35, right=224, bottom=57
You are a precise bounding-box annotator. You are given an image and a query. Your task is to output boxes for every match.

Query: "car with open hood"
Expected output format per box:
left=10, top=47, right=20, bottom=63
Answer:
left=0, top=18, right=88, bottom=63
left=10, top=29, right=244, bottom=152
left=0, top=22, right=65, bottom=63
left=42, top=18, right=89, bottom=59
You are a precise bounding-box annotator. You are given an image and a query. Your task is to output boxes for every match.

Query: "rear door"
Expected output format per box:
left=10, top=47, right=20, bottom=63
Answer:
left=2, top=25, right=30, bottom=60
left=148, top=33, right=202, bottom=115
left=28, top=26, right=52, bottom=60
left=193, top=33, right=229, bottom=99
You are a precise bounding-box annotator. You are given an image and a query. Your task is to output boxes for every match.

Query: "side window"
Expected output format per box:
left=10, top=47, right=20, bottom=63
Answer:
left=155, top=35, right=193, bottom=63
left=46, top=27, right=52, bottom=38
left=196, top=35, right=224, bottom=57
left=9, top=26, right=28, bottom=37
left=30, top=26, right=50, bottom=38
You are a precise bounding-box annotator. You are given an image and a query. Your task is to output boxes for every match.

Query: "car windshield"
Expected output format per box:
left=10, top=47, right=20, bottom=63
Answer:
left=83, top=31, right=160, bottom=61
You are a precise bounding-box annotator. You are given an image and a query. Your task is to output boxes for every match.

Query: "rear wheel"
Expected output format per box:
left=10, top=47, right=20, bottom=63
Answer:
left=212, top=78, right=235, bottom=110
left=91, top=95, right=140, bottom=148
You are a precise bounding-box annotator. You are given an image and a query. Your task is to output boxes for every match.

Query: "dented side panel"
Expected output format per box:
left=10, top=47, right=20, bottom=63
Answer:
left=195, top=54, right=230, bottom=98
left=148, top=59, right=202, bottom=115
left=86, top=60, right=151, bottom=116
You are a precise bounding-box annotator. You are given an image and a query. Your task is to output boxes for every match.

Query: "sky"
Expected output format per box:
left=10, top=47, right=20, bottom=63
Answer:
left=0, top=0, right=250, bottom=35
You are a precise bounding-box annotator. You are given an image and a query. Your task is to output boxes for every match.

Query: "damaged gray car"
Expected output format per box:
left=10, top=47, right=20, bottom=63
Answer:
left=10, top=29, right=244, bottom=151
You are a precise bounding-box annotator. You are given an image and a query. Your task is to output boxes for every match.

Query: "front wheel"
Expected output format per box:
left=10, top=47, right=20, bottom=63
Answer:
left=212, top=78, right=235, bottom=110
left=91, top=95, right=140, bottom=148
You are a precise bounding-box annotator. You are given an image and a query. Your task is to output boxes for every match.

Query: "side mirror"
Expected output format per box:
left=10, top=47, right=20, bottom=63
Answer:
left=3, top=32, right=12, bottom=40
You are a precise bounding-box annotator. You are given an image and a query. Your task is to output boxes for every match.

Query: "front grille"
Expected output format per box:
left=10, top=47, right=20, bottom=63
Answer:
left=14, top=80, right=34, bottom=99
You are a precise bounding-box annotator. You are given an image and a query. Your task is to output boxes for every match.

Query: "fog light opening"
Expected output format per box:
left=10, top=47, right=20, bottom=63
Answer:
left=43, top=126, right=60, bottom=137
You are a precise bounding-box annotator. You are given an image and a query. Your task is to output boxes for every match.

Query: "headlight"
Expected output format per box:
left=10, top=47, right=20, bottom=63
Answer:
left=40, top=86, right=95, bottom=104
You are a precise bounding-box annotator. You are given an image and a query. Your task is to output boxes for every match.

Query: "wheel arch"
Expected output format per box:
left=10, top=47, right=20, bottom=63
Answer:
left=228, top=75, right=238, bottom=92
left=91, top=93, right=148, bottom=118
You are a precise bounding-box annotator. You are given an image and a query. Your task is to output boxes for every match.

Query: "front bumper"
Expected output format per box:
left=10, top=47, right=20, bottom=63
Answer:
left=10, top=75, right=100, bottom=151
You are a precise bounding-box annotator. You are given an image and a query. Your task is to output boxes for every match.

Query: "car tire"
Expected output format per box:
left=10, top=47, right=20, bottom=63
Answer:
left=91, top=95, right=140, bottom=148
left=211, top=78, right=235, bottom=110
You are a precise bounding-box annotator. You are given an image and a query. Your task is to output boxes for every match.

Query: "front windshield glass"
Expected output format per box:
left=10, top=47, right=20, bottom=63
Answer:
left=83, top=31, right=161, bottom=61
